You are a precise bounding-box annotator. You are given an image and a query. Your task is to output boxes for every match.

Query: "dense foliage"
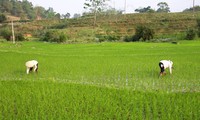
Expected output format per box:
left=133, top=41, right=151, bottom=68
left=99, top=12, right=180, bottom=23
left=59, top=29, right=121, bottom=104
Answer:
left=183, top=6, right=200, bottom=12
left=135, top=6, right=155, bottom=13
left=123, top=25, right=155, bottom=42
left=197, top=18, right=200, bottom=37
left=132, top=25, right=154, bottom=41
left=0, top=0, right=60, bottom=20
left=40, top=30, right=68, bottom=43
left=0, top=13, right=6, bottom=22
left=0, top=26, right=25, bottom=41
left=185, top=18, right=200, bottom=40
left=185, top=28, right=196, bottom=40
left=135, top=2, right=170, bottom=13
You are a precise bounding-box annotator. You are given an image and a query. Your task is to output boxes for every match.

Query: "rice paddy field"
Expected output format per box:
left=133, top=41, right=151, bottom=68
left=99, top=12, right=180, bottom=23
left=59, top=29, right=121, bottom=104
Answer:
left=0, top=40, right=200, bottom=119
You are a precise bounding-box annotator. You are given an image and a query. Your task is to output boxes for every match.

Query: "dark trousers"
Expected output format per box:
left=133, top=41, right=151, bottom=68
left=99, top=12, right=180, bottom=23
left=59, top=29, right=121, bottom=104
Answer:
left=159, top=62, right=164, bottom=73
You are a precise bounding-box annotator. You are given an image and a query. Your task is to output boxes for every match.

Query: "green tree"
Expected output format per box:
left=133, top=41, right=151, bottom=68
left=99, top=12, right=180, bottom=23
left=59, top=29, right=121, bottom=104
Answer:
left=135, top=6, right=155, bottom=13
left=34, top=6, right=46, bottom=20
left=157, top=2, right=170, bottom=13
left=11, top=0, right=23, bottom=17
left=132, top=25, right=154, bottom=41
left=183, top=6, right=200, bottom=12
left=0, top=27, right=12, bottom=40
left=45, top=7, right=56, bottom=19
left=0, top=0, right=62, bottom=20
left=55, top=13, right=61, bottom=19
left=84, top=0, right=109, bottom=27
left=0, top=0, right=12, bottom=13
left=185, top=28, right=196, bottom=40
left=21, top=0, right=35, bottom=19
left=62, top=13, right=70, bottom=19
left=41, top=30, right=67, bottom=43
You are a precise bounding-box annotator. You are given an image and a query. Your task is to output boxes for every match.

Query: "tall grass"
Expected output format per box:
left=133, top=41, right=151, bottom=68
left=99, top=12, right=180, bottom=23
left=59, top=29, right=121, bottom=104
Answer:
left=0, top=40, right=200, bottom=119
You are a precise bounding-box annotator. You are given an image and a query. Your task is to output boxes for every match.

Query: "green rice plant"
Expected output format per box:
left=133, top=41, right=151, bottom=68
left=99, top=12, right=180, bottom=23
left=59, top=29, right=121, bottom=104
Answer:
left=0, top=80, right=199, bottom=119
left=0, top=40, right=200, bottom=119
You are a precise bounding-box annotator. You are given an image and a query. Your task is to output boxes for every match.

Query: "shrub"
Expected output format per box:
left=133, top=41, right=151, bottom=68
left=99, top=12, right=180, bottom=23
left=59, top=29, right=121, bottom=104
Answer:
left=125, top=26, right=154, bottom=42
left=185, top=28, right=196, bottom=40
left=106, top=35, right=120, bottom=41
left=123, top=36, right=132, bottom=42
left=196, top=18, right=200, bottom=37
left=50, top=23, right=68, bottom=29
left=15, top=33, right=25, bottom=41
left=0, top=27, right=25, bottom=41
left=197, top=28, right=200, bottom=37
left=0, top=14, right=7, bottom=23
left=0, top=28, right=12, bottom=40
left=95, top=35, right=105, bottom=42
left=95, top=34, right=120, bottom=42
left=197, top=18, right=200, bottom=28
left=133, top=25, right=154, bottom=41
left=40, top=30, right=68, bottom=43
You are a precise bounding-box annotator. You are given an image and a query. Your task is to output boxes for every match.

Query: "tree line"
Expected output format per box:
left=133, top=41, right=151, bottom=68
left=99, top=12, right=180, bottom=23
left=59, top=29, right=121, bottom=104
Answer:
left=0, top=0, right=71, bottom=22
left=1, top=0, right=200, bottom=22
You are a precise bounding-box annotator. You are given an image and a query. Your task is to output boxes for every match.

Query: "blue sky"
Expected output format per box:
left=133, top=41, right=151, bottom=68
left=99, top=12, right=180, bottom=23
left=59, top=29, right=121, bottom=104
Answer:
left=28, top=0, right=200, bottom=15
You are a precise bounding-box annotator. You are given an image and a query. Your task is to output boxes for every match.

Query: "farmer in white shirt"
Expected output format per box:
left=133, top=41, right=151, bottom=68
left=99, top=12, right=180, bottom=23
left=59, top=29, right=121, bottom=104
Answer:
left=25, top=60, right=38, bottom=74
left=159, top=60, right=173, bottom=76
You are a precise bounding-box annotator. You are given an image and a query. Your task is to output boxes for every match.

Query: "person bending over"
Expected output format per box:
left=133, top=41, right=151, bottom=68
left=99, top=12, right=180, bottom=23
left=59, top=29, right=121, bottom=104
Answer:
left=25, top=60, right=38, bottom=74
left=159, top=60, right=173, bottom=76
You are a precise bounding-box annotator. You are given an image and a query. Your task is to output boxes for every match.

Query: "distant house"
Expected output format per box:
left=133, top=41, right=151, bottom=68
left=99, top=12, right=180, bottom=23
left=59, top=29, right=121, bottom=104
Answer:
left=24, top=33, right=32, bottom=40
left=24, top=33, right=32, bottom=37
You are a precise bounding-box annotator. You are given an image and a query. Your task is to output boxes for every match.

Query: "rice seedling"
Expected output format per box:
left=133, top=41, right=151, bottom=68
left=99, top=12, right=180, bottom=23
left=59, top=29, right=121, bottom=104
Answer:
left=0, top=40, right=199, bottom=119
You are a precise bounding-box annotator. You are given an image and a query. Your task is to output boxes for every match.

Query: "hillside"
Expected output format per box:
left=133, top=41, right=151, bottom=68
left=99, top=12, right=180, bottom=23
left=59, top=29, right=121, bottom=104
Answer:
left=67, top=12, right=200, bottom=36
left=1, top=12, right=200, bottom=42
